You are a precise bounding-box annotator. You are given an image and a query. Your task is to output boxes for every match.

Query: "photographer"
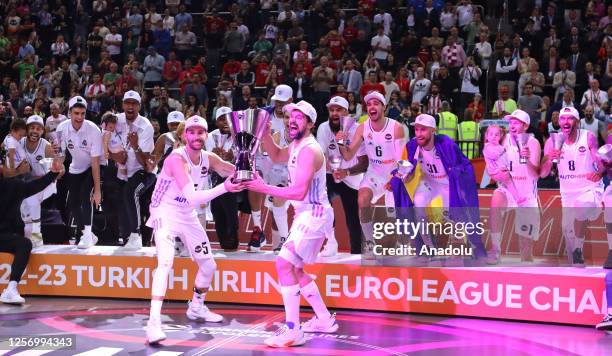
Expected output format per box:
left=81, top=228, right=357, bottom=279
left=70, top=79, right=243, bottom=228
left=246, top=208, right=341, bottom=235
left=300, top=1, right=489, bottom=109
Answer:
left=0, top=100, right=16, bottom=138
left=0, top=155, right=64, bottom=304
left=459, top=56, right=482, bottom=116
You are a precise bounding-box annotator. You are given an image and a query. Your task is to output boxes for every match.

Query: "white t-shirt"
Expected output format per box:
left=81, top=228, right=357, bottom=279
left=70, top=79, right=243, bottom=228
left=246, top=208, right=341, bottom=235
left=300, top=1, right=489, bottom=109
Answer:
left=316, top=120, right=365, bottom=190
left=46, top=114, right=68, bottom=132
left=411, top=78, right=432, bottom=104
left=56, top=120, right=103, bottom=174
left=2, top=135, right=27, bottom=169
left=115, top=113, right=155, bottom=178
left=371, top=34, right=391, bottom=61
left=457, top=5, right=474, bottom=27
left=373, top=13, right=393, bottom=35
left=104, top=33, right=122, bottom=55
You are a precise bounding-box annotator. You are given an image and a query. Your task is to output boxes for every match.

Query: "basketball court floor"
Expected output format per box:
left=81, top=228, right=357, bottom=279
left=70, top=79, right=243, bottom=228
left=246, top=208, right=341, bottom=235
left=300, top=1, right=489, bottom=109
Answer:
left=0, top=296, right=609, bottom=356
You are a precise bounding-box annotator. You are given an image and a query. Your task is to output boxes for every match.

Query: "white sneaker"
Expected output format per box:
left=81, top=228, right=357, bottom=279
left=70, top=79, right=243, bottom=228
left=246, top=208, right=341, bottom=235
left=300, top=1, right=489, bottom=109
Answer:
left=0, top=287, right=25, bottom=305
left=77, top=232, right=98, bottom=249
left=186, top=300, right=223, bottom=322
left=124, top=233, right=143, bottom=250
left=362, top=240, right=376, bottom=260
left=146, top=319, right=166, bottom=344
left=302, top=313, right=338, bottom=333
left=273, top=237, right=287, bottom=255
left=264, top=324, right=306, bottom=348
left=486, top=248, right=501, bottom=265
left=29, top=232, right=43, bottom=249
left=319, top=240, right=338, bottom=257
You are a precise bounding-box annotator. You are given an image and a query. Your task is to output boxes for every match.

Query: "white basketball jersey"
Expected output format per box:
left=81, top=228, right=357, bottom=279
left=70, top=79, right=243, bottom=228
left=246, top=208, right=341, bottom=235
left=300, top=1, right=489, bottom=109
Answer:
left=3, top=135, right=26, bottom=168
left=270, top=125, right=290, bottom=172
left=287, top=136, right=331, bottom=215
left=150, top=147, right=210, bottom=217
left=503, top=135, right=538, bottom=199
left=363, top=117, right=399, bottom=178
left=316, top=120, right=365, bottom=190
left=417, top=146, right=449, bottom=185
left=21, top=137, right=51, bottom=177
left=558, top=129, right=603, bottom=194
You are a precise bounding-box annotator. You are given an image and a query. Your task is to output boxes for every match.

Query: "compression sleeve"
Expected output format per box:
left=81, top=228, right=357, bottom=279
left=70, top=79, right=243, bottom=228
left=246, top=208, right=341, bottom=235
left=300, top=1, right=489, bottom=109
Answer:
left=181, top=181, right=229, bottom=206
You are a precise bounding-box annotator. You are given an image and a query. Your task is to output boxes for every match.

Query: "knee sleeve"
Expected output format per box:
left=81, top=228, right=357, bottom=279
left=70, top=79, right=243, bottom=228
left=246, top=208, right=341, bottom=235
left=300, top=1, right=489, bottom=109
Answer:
left=151, top=231, right=176, bottom=297
left=195, top=258, right=217, bottom=289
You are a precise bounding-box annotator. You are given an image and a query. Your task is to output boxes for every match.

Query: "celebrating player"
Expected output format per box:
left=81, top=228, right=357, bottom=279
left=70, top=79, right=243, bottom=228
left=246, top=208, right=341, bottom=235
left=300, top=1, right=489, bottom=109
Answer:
left=145, top=116, right=243, bottom=344
left=486, top=110, right=541, bottom=264
left=541, top=107, right=604, bottom=266
left=246, top=101, right=337, bottom=348
left=336, top=91, right=406, bottom=257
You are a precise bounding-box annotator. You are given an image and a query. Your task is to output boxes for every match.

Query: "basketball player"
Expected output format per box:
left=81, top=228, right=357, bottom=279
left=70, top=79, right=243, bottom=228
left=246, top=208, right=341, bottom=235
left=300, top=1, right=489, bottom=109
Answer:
left=337, top=91, right=406, bottom=257
left=487, top=110, right=541, bottom=264
left=247, top=84, right=294, bottom=252
left=55, top=96, right=102, bottom=249
left=20, top=115, right=58, bottom=248
left=246, top=101, right=337, bottom=347
left=145, top=116, right=244, bottom=344
left=541, top=107, right=604, bottom=266
left=317, top=96, right=368, bottom=256
left=151, top=110, right=185, bottom=169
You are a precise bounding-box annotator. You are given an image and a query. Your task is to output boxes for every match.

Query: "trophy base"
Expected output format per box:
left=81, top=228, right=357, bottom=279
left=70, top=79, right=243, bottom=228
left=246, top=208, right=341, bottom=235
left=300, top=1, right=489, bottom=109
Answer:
left=234, top=170, right=255, bottom=182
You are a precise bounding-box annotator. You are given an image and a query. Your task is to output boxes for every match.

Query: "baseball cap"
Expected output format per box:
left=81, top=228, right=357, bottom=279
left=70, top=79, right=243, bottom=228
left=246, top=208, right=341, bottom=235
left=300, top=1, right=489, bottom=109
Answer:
left=123, top=90, right=141, bottom=103
left=167, top=111, right=185, bottom=124
left=26, top=115, right=44, bottom=127
left=285, top=100, right=317, bottom=123
left=326, top=96, right=349, bottom=110
left=559, top=107, right=579, bottom=120
left=215, top=106, right=232, bottom=120
left=411, top=114, right=436, bottom=129
left=68, top=96, right=88, bottom=110
left=184, top=115, right=208, bottom=131
left=505, top=109, right=530, bottom=126
left=271, top=84, right=293, bottom=102
left=364, top=91, right=387, bottom=107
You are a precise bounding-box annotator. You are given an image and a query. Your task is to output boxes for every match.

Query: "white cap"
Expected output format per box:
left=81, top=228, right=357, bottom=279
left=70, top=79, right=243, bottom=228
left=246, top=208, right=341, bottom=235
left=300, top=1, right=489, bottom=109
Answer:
left=26, top=115, right=44, bottom=127
left=285, top=100, right=317, bottom=123
left=167, top=111, right=185, bottom=124
left=271, top=84, right=293, bottom=102
left=411, top=114, right=436, bottom=129
left=68, top=96, right=87, bottom=110
left=559, top=106, right=580, bottom=120
left=326, top=96, right=349, bottom=110
left=215, top=106, right=232, bottom=120
left=364, top=91, right=387, bottom=107
left=185, top=115, right=208, bottom=131
left=123, top=90, right=141, bottom=103
left=505, top=109, right=531, bottom=126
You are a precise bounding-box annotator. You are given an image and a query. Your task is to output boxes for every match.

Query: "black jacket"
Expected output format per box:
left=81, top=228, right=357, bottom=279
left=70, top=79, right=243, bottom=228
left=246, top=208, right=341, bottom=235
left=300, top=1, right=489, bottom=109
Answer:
left=0, top=172, right=58, bottom=233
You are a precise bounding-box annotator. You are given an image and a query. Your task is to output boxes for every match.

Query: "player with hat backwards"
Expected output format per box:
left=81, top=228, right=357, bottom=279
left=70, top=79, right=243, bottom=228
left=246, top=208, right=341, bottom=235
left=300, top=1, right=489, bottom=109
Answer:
left=541, top=106, right=605, bottom=266
left=246, top=100, right=338, bottom=347
left=145, top=115, right=244, bottom=344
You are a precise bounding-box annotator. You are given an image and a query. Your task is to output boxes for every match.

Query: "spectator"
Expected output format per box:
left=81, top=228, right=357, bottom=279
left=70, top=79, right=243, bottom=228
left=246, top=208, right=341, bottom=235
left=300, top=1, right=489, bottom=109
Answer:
left=337, top=60, right=363, bottom=98
left=518, top=82, right=546, bottom=139
left=184, top=73, right=208, bottom=111
left=273, top=34, right=291, bottom=65
left=145, top=4, right=162, bottom=26
left=439, top=2, right=457, bottom=36
left=174, top=5, right=193, bottom=34
left=103, top=62, right=120, bottom=87
left=152, top=21, right=172, bottom=59
left=174, top=24, right=196, bottom=60
left=286, top=20, right=304, bottom=52
left=347, top=91, right=363, bottom=118
left=495, top=47, right=519, bottom=98
left=491, top=85, right=518, bottom=118
left=580, top=105, right=608, bottom=145
left=162, top=9, right=176, bottom=37
left=380, top=71, right=400, bottom=103
left=50, top=34, right=70, bottom=58
left=552, top=58, right=576, bottom=101
left=373, top=8, right=393, bottom=36
left=518, top=61, right=546, bottom=98
left=51, top=60, right=78, bottom=97
left=458, top=56, right=481, bottom=110
left=162, top=51, right=182, bottom=88
left=235, top=61, right=255, bottom=88
left=410, top=67, right=431, bottom=105
left=224, top=22, right=246, bottom=60
left=233, top=85, right=252, bottom=110
left=466, top=93, right=484, bottom=122
left=184, top=94, right=206, bottom=118
left=115, top=65, right=138, bottom=97
left=547, top=89, right=581, bottom=123
left=264, top=16, right=279, bottom=43
left=371, top=27, right=391, bottom=68
left=143, top=46, right=165, bottom=88
left=441, top=36, right=467, bottom=77
left=312, top=56, right=335, bottom=123
left=423, top=83, right=445, bottom=117
left=360, top=70, right=386, bottom=103
left=104, top=25, right=123, bottom=66
left=253, top=31, right=273, bottom=55
left=288, top=62, right=312, bottom=102
left=85, top=73, right=105, bottom=121
left=581, top=79, right=608, bottom=115
left=127, top=6, right=144, bottom=38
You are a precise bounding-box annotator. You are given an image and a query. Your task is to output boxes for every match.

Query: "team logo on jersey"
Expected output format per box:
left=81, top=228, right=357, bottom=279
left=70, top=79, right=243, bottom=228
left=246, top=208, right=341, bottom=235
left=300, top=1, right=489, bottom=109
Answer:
left=367, top=133, right=373, bottom=140
left=385, top=133, right=392, bottom=141
left=36, top=155, right=42, bottom=160
left=520, top=225, right=528, bottom=232
left=82, top=140, right=87, bottom=146
left=578, top=146, right=586, bottom=153
left=329, top=144, right=336, bottom=150
left=67, top=139, right=74, bottom=149
left=201, top=167, right=208, bottom=176
left=291, top=156, right=297, bottom=164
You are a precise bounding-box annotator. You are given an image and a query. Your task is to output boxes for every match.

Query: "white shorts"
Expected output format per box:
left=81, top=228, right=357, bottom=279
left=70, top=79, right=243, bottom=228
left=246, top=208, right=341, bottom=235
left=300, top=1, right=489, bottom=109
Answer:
left=146, top=210, right=213, bottom=261
left=561, top=187, right=603, bottom=222
left=495, top=187, right=541, bottom=240
left=359, top=171, right=395, bottom=206
left=278, top=207, right=333, bottom=267
left=21, top=183, right=56, bottom=223
left=604, top=185, right=612, bottom=222
left=414, top=180, right=450, bottom=208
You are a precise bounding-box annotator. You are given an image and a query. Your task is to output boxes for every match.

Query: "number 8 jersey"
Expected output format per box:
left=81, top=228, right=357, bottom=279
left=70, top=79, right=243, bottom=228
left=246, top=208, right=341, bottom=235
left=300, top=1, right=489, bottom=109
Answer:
left=363, top=117, right=401, bottom=178
left=558, top=129, right=603, bottom=194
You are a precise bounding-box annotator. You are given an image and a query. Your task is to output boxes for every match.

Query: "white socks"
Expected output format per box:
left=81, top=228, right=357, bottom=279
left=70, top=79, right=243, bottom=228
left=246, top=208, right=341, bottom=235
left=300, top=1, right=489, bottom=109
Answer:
left=150, top=299, right=163, bottom=321
left=252, top=210, right=262, bottom=228
left=32, top=221, right=41, bottom=234
left=361, top=221, right=374, bottom=242
left=7, top=281, right=17, bottom=291
left=193, top=287, right=206, bottom=303
left=301, top=281, right=331, bottom=320
left=83, top=225, right=92, bottom=236
left=280, top=284, right=301, bottom=328
left=490, top=232, right=502, bottom=251
left=271, top=229, right=280, bottom=248
left=272, top=206, right=289, bottom=239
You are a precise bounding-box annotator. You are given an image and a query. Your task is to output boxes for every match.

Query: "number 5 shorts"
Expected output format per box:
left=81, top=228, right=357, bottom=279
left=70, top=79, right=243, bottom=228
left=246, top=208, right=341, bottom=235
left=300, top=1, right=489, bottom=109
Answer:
left=147, top=211, right=213, bottom=261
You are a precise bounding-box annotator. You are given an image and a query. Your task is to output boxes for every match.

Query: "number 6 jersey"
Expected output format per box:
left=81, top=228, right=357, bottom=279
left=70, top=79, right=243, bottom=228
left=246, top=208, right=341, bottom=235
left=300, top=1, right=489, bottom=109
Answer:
left=363, top=117, right=401, bottom=179
left=558, top=129, right=603, bottom=194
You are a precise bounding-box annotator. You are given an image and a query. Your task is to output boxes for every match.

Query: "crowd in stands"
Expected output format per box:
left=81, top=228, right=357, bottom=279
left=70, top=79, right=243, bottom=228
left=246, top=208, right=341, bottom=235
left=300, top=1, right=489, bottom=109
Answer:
left=0, top=0, right=610, bottom=249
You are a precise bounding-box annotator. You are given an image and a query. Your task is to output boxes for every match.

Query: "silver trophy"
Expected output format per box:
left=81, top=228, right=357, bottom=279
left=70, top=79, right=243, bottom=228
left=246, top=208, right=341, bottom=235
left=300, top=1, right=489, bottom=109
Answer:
left=515, top=133, right=531, bottom=164
left=39, top=157, right=54, bottom=173
left=329, top=155, right=342, bottom=183
left=598, top=144, right=612, bottom=163
left=212, top=134, right=227, bottom=149
left=550, top=132, right=566, bottom=164
left=47, top=131, right=64, bottom=161
left=397, top=160, right=415, bottom=179
left=227, top=108, right=271, bottom=182
left=337, top=116, right=355, bottom=146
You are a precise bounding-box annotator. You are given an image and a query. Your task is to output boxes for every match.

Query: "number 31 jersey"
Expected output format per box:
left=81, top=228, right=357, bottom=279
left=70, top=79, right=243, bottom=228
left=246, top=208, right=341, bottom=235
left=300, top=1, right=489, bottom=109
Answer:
left=363, top=117, right=400, bottom=178
left=558, top=129, right=603, bottom=194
